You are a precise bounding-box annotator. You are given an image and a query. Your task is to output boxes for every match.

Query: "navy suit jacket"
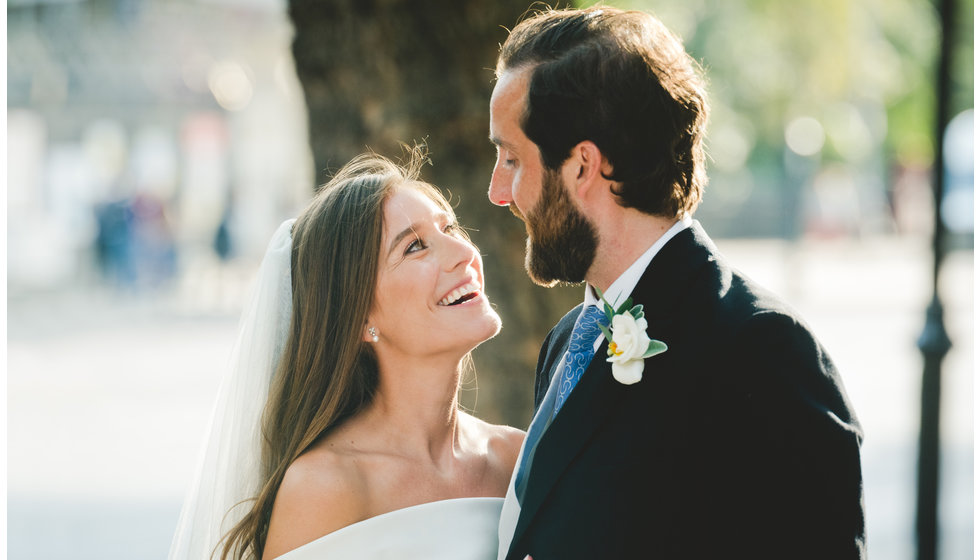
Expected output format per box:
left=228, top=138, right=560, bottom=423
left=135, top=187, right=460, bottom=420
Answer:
left=505, top=222, right=866, bottom=560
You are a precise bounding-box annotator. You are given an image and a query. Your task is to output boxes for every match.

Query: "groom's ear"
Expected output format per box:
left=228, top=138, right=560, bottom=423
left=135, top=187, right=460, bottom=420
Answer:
left=564, top=141, right=612, bottom=202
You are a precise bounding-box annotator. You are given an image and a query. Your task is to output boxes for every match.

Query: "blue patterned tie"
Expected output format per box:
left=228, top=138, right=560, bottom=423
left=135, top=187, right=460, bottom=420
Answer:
left=553, top=305, right=608, bottom=415
left=514, top=304, right=609, bottom=502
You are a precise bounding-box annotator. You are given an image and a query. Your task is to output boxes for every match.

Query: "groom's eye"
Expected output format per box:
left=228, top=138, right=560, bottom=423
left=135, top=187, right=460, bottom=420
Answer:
left=496, top=147, right=517, bottom=168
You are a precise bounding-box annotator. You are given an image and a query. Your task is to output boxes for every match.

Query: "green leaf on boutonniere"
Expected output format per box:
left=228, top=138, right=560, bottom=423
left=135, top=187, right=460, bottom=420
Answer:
left=629, top=304, right=644, bottom=320
left=602, top=302, right=615, bottom=324
left=617, top=297, right=634, bottom=315
left=596, top=288, right=616, bottom=323
left=641, top=339, right=668, bottom=358
left=598, top=323, right=614, bottom=343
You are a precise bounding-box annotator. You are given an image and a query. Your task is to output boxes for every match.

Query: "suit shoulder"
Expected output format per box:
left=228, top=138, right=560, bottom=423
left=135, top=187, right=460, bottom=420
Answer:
left=687, top=258, right=860, bottom=429
left=551, top=304, right=585, bottom=338
left=735, top=309, right=860, bottom=431
left=537, top=303, right=584, bottom=366
left=696, top=252, right=804, bottom=334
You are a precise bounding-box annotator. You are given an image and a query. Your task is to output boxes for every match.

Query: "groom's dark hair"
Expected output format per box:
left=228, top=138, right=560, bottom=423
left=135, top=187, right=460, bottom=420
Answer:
left=497, top=5, right=709, bottom=219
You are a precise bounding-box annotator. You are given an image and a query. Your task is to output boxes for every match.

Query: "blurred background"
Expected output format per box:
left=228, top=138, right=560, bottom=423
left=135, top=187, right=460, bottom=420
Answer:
left=6, top=0, right=973, bottom=558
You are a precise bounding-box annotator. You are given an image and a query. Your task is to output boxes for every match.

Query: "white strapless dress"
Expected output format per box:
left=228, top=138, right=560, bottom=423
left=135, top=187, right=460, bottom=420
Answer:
left=276, top=497, right=503, bottom=559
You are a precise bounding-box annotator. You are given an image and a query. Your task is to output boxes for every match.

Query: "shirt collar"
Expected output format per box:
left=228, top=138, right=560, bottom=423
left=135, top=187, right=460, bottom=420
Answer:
left=584, top=214, right=693, bottom=309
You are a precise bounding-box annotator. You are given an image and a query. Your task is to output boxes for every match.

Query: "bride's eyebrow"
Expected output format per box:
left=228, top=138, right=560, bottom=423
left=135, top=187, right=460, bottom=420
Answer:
left=387, top=223, right=421, bottom=256
left=385, top=212, right=453, bottom=256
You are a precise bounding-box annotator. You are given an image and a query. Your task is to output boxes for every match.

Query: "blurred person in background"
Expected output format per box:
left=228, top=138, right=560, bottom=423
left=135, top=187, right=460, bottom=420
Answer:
left=489, top=6, right=866, bottom=559
left=94, top=195, right=137, bottom=288
left=93, top=191, right=177, bottom=290
left=170, top=151, right=524, bottom=560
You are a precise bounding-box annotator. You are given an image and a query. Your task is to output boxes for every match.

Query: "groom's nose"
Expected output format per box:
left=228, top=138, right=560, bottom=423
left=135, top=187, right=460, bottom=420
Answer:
left=488, top=163, right=513, bottom=207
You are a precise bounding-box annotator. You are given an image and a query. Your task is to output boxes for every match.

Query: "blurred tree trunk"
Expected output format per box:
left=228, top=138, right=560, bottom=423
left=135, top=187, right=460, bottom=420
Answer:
left=287, top=0, right=581, bottom=426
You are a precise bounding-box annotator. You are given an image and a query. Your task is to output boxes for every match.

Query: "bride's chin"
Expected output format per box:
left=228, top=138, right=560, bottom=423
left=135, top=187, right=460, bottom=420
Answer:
left=480, top=309, right=503, bottom=340
left=459, top=313, right=503, bottom=351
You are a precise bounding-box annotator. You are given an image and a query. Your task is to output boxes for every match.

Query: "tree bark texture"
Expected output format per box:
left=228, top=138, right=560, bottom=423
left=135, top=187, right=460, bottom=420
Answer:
left=288, top=0, right=581, bottom=425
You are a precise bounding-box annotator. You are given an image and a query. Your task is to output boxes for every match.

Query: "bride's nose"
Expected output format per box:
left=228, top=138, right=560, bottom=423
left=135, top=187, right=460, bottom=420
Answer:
left=442, top=234, right=478, bottom=272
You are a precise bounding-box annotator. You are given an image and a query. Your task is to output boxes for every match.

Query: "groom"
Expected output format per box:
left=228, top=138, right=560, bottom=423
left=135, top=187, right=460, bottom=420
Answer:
left=488, top=6, right=866, bottom=560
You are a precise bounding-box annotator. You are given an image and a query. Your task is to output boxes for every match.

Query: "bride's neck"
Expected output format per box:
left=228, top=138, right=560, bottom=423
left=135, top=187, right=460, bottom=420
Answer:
left=358, top=354, right=464, bottom=464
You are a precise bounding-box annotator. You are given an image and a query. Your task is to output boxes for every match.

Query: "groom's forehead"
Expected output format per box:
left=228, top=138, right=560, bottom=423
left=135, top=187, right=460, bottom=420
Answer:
left=490, top=68, right=530, bottom=115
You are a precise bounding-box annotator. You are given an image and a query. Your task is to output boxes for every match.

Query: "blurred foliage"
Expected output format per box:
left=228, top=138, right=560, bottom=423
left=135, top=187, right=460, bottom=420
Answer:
left=598, top=0, right=973, bottom=168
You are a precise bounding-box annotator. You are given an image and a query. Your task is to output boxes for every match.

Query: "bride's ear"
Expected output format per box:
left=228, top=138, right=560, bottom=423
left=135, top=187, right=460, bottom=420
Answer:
left=363, top=324, right=380, bottom=343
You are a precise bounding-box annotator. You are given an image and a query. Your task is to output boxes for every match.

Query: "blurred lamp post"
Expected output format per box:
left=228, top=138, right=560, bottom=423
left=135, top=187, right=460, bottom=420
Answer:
left=915, top=0, right=955, bottom=558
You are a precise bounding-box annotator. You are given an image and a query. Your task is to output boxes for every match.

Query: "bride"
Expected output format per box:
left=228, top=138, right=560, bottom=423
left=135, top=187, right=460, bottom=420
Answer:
left=170, top=151, right=524, bottom=559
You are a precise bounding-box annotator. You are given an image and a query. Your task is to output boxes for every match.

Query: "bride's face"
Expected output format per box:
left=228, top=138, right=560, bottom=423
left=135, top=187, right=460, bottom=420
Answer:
left=368, top=185, right=501, bottom=357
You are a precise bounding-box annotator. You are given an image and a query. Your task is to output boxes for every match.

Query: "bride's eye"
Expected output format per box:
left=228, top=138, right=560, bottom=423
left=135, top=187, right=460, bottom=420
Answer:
left=405, top=236, right=426, bottom=254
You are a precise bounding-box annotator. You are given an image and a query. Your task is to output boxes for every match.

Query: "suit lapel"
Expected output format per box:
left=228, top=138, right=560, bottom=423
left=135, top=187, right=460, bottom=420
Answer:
left=507, top=222, right=716, bottom=556
left=512, top=335, right=625, bottom=540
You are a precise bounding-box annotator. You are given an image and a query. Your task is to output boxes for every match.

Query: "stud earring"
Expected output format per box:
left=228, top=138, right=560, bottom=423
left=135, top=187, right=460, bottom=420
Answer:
left=368, top=327, right=379, bottom=343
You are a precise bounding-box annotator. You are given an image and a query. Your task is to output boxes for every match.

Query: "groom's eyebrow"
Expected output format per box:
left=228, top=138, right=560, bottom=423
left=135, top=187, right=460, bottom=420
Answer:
left=489, top=135, right=515, bottom=151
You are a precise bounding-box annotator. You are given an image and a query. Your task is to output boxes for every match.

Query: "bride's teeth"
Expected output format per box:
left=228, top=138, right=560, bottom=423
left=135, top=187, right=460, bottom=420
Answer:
left=440, top=282, right=478, bottom=306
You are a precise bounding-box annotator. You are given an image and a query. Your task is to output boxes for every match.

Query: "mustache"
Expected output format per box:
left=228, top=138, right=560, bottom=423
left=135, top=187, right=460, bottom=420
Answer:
left=508, top=203, right=526, bottom=222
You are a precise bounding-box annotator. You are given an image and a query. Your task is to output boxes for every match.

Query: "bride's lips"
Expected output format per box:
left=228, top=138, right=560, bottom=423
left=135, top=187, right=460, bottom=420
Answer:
left=438, top=279, right=482, bottom=307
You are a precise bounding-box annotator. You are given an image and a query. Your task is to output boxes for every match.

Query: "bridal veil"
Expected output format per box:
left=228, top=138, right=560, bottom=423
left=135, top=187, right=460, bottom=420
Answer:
left=169, top=219, right=295, bottom=559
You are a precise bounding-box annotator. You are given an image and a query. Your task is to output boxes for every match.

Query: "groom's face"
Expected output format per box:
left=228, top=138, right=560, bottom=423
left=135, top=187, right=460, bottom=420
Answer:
left=489, top=68, right=598, bottom=287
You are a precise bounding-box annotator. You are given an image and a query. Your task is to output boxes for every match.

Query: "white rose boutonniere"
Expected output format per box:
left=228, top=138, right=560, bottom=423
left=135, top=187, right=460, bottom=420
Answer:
left=597, top=290, right=667, bottom=385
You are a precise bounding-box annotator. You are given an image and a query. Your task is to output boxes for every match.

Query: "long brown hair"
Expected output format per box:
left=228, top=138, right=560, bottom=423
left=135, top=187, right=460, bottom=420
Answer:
left=218, top=150, right=452, bottom=559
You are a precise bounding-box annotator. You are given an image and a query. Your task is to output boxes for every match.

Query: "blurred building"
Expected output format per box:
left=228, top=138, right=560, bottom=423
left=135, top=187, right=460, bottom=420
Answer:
left=8, top=0, right=312, bottom=294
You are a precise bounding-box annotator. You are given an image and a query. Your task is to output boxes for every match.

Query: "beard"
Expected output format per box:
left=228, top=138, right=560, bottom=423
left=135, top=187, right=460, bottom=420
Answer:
left=514, top=167, right=599, bottom=287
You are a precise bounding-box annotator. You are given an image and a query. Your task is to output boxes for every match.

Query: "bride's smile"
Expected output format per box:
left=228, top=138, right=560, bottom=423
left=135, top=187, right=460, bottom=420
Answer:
left=437, top=279, right=482, bottom=307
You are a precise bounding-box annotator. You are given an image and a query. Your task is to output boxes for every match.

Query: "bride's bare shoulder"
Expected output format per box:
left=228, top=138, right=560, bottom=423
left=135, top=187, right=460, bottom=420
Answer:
left=263, top=442, right=368, bottom=559
left=461, top=412, right=525, bottom=470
